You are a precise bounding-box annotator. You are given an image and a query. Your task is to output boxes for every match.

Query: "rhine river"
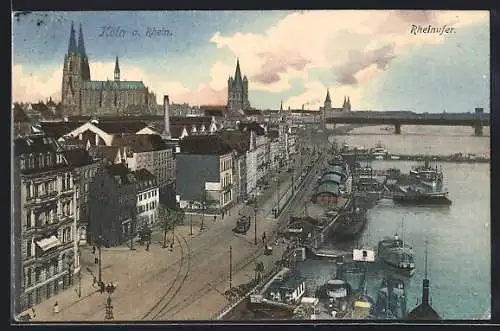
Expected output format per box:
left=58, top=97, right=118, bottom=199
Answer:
left=296, top=125, right=490, bottom=320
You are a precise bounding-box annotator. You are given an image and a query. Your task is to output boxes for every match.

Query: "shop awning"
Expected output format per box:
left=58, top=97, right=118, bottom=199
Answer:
left=36, top=236, right=61, bottom=251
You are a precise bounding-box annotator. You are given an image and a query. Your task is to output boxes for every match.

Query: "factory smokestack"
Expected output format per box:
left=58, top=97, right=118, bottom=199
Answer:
left=163, top=95, right=171, bottom=139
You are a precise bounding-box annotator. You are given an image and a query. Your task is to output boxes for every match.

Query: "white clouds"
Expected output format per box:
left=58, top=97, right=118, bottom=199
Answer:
left=12, top=10, right=489, bottom=109
left=12, top=64, right=62, bottom=103
left=12, top=60, right=223, bottom=106
left=209, top=10, right=489, bottom=108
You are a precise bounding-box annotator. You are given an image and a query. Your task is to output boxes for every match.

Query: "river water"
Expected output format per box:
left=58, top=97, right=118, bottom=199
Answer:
left=296, top=125, right=490, bottom=320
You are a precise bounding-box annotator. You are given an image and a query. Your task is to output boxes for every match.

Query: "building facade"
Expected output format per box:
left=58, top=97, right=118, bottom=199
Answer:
left=245, top=131, right=258, bottom=197
left=135, top=169, right=159, bottom=229
left=176, top=135, right=234, bottom=215
left=63, top=149, right=100, bottom=245
left=111, top=134, right=175, bottom=203
left=61, top=23, right=156, bottom=116
left=13, top=135, right=79, bottom=314
left=88, top=164, right=138, bottom=247
left=227, top=59, right=251, bottom=112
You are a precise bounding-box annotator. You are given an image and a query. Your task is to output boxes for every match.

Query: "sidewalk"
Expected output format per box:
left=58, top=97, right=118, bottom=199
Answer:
left=25, top=167, right=297, bottom=322
left=28, top=226, right=194, bottom=321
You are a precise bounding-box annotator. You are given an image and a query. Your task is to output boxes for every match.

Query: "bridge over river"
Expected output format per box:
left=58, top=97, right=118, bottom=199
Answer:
left=325, top=107, right=489, bottom=136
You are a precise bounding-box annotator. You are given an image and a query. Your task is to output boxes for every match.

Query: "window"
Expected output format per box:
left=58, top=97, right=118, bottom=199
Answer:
left=26, top=211, right=32, bottom=229
left=35, top=268, right=41, bottom=282
left=26, top=240, right=32, bottom=258
left=26, top=182, right=31, bottom=198
left=20, top=158, right=26, bottom=170
left=26, top=268, right=32, bottom=286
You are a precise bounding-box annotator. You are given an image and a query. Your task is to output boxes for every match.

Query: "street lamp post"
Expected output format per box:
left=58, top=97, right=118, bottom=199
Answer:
left=97, top=235, right=103, bottom=284
left=104, top=282, right=116, bottom=320
left=129, top=207, right=135, bottom=251
left=253, top=200, right=258, bottom=245
left=229, top=245, right=232, bottom=291
left=189, top=202, right=193, bottom=236
left=77, top=249, right=81, bottom=297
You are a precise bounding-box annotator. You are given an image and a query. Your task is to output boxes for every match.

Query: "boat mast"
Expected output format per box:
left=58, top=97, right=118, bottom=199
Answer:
left=402, top=217, right=405, bottom=249
left=424, top=240, right=428, bottom=279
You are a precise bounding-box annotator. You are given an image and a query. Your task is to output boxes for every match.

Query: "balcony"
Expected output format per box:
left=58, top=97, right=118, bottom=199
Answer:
left=59, top=187, right=74, bottom=197
left=58, top=213, right=74, bottom=225
left=25, top=191, right=59, bottom=206
left=33, top=221, right=60, bottom=235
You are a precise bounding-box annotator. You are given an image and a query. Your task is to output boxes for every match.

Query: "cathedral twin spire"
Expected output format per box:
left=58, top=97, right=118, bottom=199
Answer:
left=68, top=21, right=87, bottom=57
left=114, top=56, right=120, bottom=81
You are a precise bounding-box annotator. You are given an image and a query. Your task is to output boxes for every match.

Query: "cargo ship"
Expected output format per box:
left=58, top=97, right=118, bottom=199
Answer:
left=392, top=186, right=452, bottom=206
left=409, top=158, right=444, bottom=189
left=331, top=207, right=368, bottom=241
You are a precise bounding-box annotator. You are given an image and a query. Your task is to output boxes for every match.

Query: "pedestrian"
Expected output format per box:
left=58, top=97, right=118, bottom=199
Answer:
left=92, top=276, right=97, bottom=287
left=30, top=307, right=36, bottom=319
left=170, top=243, right=173, bottom=250
left=213, top=215, right=216, bottom=222
left=53, top=302, right=59, bottom=314
left=94, top=256, right=99, bottom=264
left=92, top=246, right=96, bottom=254
left=146, top=241, right=150, bottom=251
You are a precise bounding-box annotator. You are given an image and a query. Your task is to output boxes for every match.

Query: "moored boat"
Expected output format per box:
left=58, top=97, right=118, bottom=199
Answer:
left=392, top=186, right=452, bottom=206
left=409, top=158, right=444, bottom=189
left=374, top=276, right=407, bottom=319
left=377, top=232, right=415, bottom=277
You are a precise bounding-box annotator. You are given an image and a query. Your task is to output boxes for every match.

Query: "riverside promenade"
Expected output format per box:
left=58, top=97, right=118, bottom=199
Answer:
left=26, top=151, right=320, bottom=321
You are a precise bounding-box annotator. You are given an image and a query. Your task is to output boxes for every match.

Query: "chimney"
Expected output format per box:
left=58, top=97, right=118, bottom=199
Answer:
left=163, top=95, right=171, bottom=139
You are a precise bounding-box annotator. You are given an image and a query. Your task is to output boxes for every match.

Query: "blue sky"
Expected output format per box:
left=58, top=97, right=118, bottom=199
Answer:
left=12, top=10, right=490, bottom=112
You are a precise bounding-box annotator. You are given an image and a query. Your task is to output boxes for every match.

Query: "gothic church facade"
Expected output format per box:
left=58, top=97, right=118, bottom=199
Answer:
left=61, top=23, right=157, bottom=116
left=227, top=59, right=251, bottom=112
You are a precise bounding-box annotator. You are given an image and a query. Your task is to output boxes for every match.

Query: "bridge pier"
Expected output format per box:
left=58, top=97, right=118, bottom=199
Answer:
left=474, top=108, right=484, bottom=137
left=474, top=123, right=483, bottom=136
left=394, top=123, right=401, bottom=134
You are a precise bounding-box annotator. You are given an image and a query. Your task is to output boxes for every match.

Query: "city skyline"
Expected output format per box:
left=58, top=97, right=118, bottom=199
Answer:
left=12, top=10, right=490, bottom=112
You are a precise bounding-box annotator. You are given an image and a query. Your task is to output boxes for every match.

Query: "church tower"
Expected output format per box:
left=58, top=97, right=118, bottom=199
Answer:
left=78, top=24, right=91, bottom=81
left=324, top=89, right=332, bottom=110
left=227, top=58, right=250, bottom=112
left=62, top=22, right=84, bottom=114
left=342, top=96, right=351, bottom=111
left=114, top=56, right=120, bottom=81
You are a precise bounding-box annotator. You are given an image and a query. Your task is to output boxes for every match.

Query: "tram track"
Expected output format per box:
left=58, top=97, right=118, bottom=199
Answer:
left=141, top=232, right=190, bottom=320
left=157, top=241, right=267, bottom=319
left=142, top=232, right=191, bottom=320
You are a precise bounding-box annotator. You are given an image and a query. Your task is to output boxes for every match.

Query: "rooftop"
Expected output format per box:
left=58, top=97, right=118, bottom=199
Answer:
left=14, top=135, right=61, bottom=157
left=237, top=121, right=265, bottom=136
left=94, top=121, right=148, bottom=134
left=111, top=134, right=168, bottom=152
left=40, top=121, right=84, bottom=139
left=62, top=148, right=96, bottom=167
left=217, top=130, right=250, bottom=154
left=316, top=182, right=340, bottom=195
left=407, top=302, right=441, bottom=320
left=179, top=135, right=233, bottom=155
left=83, top=80, right=146, bottom=90
left=133, top=168, right=158, bottom=191
left=106, top=163, right=137, bottom=185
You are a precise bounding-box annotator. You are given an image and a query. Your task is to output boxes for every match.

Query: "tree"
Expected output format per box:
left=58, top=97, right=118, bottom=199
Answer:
left=254, top=261, right=264, bottom=282
left=157, top=205, right=183, bottom=248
